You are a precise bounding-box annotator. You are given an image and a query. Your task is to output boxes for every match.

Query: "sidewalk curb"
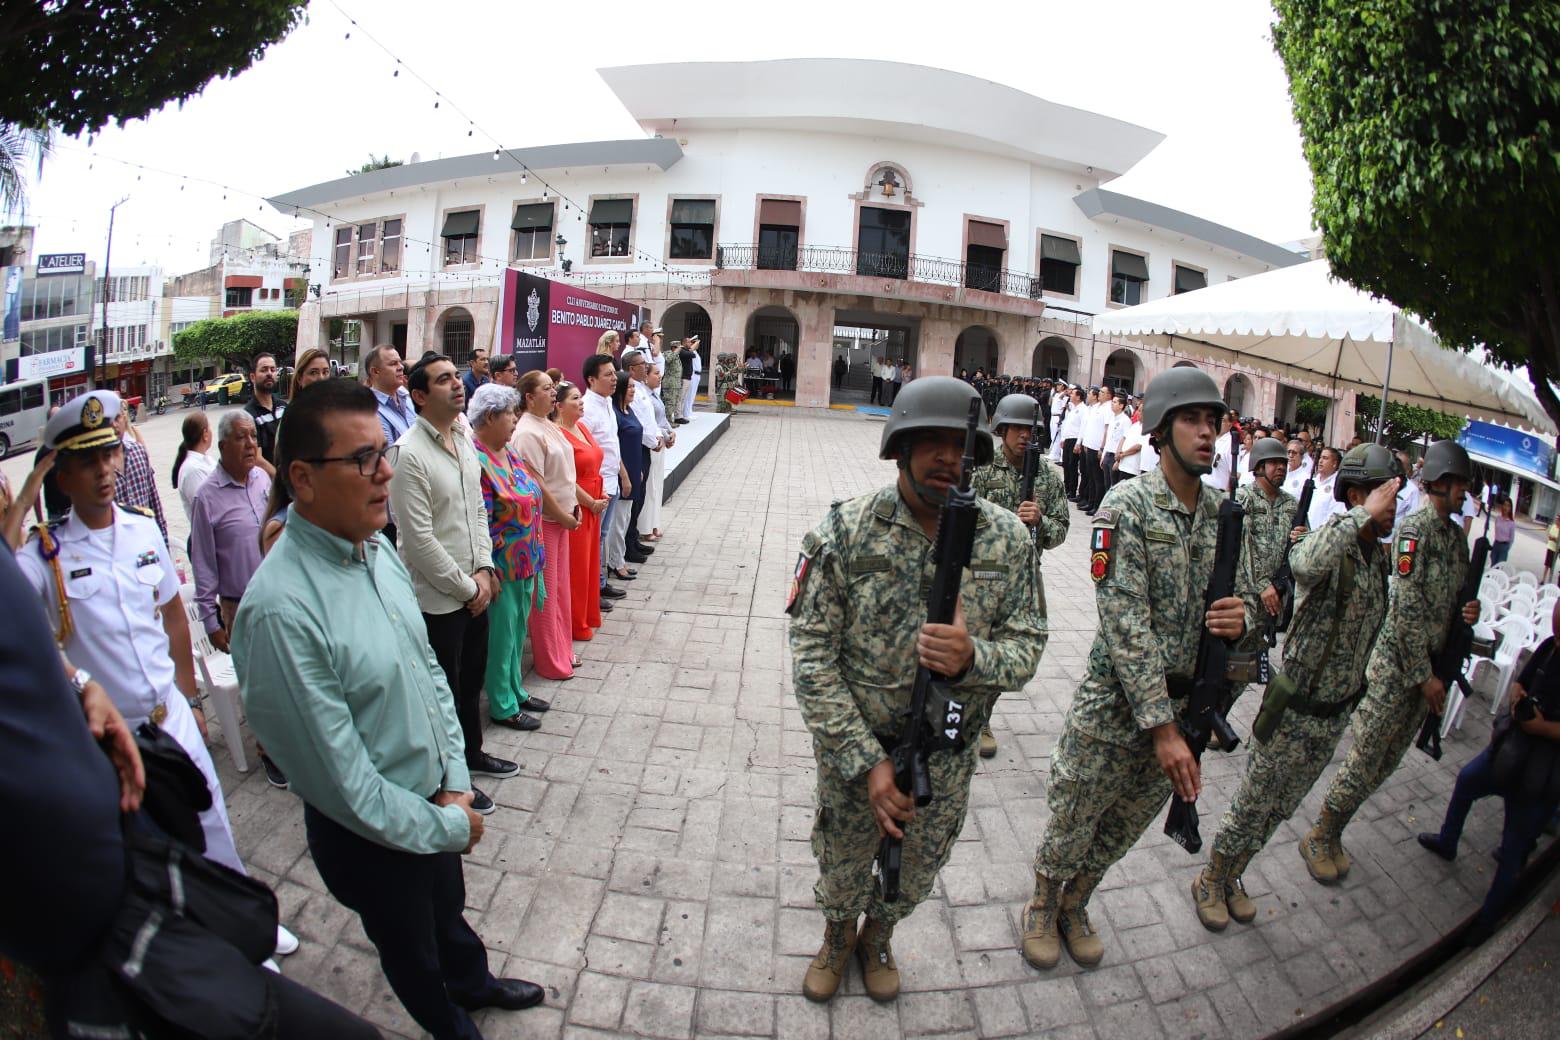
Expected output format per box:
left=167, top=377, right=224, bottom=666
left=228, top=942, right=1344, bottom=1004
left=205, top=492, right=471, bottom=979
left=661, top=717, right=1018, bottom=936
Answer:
left=1344, top=854, right=1560, bottom=1040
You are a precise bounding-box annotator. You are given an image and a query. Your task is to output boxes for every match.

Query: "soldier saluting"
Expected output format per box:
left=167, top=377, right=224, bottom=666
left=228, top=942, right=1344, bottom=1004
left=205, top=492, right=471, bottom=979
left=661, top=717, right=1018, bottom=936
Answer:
left=1306, top=441, right=1482, bottom=884
left=1022, top=367, right=1254, bottom=970
left=789, top=377, right=1045, bottom=1003
left=1191, top=444, right=1401, bottom=929
left=971, top=392, right=1069, bottom=757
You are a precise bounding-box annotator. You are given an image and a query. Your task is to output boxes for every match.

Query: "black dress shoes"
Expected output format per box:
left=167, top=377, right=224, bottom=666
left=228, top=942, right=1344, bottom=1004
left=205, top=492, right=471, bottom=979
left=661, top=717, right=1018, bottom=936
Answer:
left=454, top=977, right=545, bottom=1011
left=601, top=585, right=627, bottom=600
left=599, top=600, right=614, bottom=612
left=467, top=752, right=519, bottom=778
left=1416, top=832, right=1456, bottom=861
left=492, top=712, right=541, bottom=732
left=625, top=551, right=650, bottom=564
left=521, top=697, right=550, bottom=713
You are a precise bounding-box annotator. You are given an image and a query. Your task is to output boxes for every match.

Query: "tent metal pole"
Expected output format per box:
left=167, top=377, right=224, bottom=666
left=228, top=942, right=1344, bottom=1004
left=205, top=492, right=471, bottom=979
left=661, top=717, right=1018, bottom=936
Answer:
left=1375, top=337, right=1395, bottom=445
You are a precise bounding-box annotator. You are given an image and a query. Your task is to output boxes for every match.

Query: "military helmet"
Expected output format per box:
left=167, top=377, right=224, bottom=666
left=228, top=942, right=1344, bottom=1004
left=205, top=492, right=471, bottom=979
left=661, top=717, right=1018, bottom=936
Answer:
left=1248, top=437, right=1288, bottom=471
left=1420, top=440, right=1472, bottom=486
left=990, top=393, right=1038, bottom=432
left=879, top=376, right=993, bottom=465
left=1139, top=367, right=1225, bottom=434
left=1334, top=443, right=1404, bottom=503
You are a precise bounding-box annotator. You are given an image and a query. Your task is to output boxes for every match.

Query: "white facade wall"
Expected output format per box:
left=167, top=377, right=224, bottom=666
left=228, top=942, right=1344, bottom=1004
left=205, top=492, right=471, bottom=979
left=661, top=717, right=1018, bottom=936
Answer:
left=100, top=265, right=163, bottom=362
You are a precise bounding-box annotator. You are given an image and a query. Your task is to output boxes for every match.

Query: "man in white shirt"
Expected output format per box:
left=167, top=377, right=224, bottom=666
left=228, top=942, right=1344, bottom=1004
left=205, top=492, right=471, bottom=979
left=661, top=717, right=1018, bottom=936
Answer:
left=1460, top=476, right=1484, bottom=535
left=1077, top=387, right=1110, bottom=511
left=1201, top=411, right=1237, bottom=492
left=582, top=355, right=630, bottom=603
left=1101, top=393, right=1131, bottom=488
left=1281, top=439, right=1311, bottom=498
left=681, top=337, right=703, bottom=423
left=1058, top=387, right=1084, bottom=497
left=1307, top=446, right=1347, bottom=530
left=1114, top=400, right=1146, bottom=482
left=1294, top=430, right=1317, bottom=481
left=1049, top=385, right=1068, bottom=455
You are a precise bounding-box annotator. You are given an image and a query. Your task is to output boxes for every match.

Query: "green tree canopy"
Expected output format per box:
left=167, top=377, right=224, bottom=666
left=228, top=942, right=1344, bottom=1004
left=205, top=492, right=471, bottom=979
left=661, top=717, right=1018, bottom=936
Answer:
left=347, top=154, right=403, bottom=176
left=0, top=2, right=307, bottom=137
left=1355, top=394, right=1468, bottom=449
left=1272, top=1, right=1560, bottom=425
left=172, top=310, right=298, bottom=366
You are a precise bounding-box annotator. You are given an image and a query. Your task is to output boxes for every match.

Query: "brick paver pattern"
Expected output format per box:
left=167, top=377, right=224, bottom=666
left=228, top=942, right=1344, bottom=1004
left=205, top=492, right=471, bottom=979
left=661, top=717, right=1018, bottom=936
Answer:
left=6, top=405, right=1512, bottom=1038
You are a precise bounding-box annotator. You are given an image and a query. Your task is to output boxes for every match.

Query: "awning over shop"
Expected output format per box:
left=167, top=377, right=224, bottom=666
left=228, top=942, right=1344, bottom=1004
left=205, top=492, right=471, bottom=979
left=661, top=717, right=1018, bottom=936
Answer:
left=670, top=199, right=715, bottom=225
left=758, top=198, right=801, bottom=226
left=511, top=203, right=553, bottom=230
left=1466, top=451, right=1560, bottom=492
left=440, top=210, right=480, bottom=237
left=589, top=198, right=634, bottom=225
left=1174, top=266, right=1207, bottom=294
left=968, top=221, right=1007, bottom=250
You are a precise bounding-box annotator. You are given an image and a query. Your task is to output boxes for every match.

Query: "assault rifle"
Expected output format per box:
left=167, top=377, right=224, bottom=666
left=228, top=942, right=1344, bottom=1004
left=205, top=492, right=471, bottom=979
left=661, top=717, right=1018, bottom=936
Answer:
left=1416, top=507, right=1490, bottom=760
left=1165, top=427, right=1245, bottom=854
left=875, top=398, right=984, bottom=902
left=1268, top=478, right=1315, bottom=644
left=1019, top=410, right=1044, bottom=548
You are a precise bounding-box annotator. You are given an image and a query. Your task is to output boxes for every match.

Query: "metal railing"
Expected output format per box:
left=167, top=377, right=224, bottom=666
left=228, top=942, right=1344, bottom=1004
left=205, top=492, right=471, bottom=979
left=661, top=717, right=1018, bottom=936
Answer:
left=716, top=243, right=1043, bottom=299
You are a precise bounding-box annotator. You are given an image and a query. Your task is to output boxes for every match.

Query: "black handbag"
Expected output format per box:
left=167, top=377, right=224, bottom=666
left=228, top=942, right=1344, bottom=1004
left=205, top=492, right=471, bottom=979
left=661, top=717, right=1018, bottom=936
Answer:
left=135, top=722, right=213, bottom=853
left=1490, top=650, right=1560, bottom=806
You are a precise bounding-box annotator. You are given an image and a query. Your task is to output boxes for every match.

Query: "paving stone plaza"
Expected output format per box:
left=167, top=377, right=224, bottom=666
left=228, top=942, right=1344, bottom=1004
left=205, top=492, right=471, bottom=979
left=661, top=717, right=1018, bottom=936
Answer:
left=5, top=403, right=1515, bottom=1039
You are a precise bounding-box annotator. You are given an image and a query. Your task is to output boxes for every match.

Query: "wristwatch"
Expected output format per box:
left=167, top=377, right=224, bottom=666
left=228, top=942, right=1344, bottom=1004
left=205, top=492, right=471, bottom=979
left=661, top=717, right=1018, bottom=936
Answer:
left=188, top=697, right=203, bottom=712
left=69, top=668, right=92, bottom=696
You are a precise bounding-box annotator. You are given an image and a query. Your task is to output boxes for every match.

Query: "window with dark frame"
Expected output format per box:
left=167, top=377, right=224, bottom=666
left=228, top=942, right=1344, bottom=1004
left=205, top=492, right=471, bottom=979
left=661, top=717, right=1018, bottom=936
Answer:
left=356, top=224, right=377, bottom=275
left=225, top=286, right=253, bottom=309
left=856, top=206, right=910, bottom=279
left=1109, top=249, right=1149, bottom=306
left=381, top=219, right=402, bottom=273
left=510, top=203, right=552, bottom=261
left=441, top=210, right=481, bottom=266
left=1040, top=234, right=1081, bottom=295
left=757, top=198, right=802, bottom=270
left=1172, top=264, right=1207, bottom=295
left=964, top=221, right=1006, bottom=292
left=333, top=227, right=353, bottom=278
left=668, top=199, right=715, bottom=260
left=589, top=198, right=633, bottom=258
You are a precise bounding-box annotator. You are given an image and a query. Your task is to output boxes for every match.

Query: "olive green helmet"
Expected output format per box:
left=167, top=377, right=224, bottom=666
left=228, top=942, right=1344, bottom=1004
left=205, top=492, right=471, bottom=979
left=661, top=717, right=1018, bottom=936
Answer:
left=1420, top=440, right=1472, bottom=486
left=879, top=376, right=994, bottom=465
left=1139, top=367, right=1225, bottom=435
left=990, top=393, right=1038, bottom=433
left=1249, top=437, right=1288, bottom=471
left=1334, top=443, right=1404, bottom=503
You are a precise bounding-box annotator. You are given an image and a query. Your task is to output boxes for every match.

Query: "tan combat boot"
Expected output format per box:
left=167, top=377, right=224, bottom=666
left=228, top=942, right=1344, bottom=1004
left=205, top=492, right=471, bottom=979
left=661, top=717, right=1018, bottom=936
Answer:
left=801, top=917, right=857, bottom=1003
left=1191, top=856, right=1231, bottom=932
left=978, top=725, right=998, bottom=758
left=1321, top=806, right=1353, bottom=879
left=1021, top=872, right=1064, bottom=969
left=1299, top=823, right=1338, bottom=885
left=856, top=918, right=899, bottom=1002
left=1058, top=875, right=1105, bottom=966
left=1224, top=850, right=1258, bottom=924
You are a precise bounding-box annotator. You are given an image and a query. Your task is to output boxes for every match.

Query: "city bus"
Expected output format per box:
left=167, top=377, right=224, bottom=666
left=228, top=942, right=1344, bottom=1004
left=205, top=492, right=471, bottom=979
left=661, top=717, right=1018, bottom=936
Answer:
left=0, top=378, right=48, bottom=457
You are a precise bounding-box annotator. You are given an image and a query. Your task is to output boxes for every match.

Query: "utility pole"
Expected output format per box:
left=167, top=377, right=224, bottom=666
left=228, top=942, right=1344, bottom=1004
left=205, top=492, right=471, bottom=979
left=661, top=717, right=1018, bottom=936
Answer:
left=91, top=195, right=129, bottom=390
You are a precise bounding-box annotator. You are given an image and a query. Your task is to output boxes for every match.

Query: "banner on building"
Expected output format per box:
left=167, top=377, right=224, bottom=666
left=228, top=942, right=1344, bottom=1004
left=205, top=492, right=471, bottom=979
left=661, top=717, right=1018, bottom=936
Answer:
left=18, top=348, right=87, bottom=381
left=2, top=266, right=19, bottom=344
left=500, top=270, right=642, bottom=379
left=1458, top=419, right=1556, bottom=484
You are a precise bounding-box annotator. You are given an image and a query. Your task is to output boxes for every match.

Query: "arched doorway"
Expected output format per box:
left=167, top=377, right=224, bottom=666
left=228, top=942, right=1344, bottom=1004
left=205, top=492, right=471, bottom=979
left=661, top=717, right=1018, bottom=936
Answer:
left=954, top=325, right=999, bottom=377
left=743, top=305, right=801, bottom=398
left=1224, top=373, right=1254, bottom=415
left=1033, top=336, right=1074, bottom=380
left=661, top=301, right=713, bottom=375
left=1172, top=360, right=1200, bottom=369
left=1103, top=348, right=1144, bottom=394
left=437, top=307, right=475, bottom=367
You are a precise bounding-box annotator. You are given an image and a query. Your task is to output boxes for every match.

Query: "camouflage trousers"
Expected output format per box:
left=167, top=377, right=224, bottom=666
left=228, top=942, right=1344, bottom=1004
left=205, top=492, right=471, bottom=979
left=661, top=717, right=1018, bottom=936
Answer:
left=1210, top=706, right=1352, bottom=858
left=1034, top=726, right=1170, bottom=886
left=1323, top=683, right=1427, bottom=823
left=661, top=370, right=682, bottom=417
left=812, top=746, right=978, bottom=925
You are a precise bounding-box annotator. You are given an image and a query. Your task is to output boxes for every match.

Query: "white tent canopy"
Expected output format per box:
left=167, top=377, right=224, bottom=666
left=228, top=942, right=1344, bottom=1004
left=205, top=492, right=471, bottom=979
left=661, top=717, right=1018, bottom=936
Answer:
left=1090, top=259, right=1555, bottom=435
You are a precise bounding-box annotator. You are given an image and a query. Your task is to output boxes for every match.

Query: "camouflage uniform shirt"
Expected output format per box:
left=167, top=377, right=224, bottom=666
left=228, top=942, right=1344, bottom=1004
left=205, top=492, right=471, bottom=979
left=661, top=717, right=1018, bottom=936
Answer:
left=1365, top=501, right=1469, bottom=694
left=789, top=485, right=1046, bottom=782
left=1279, top=506, right=1391, bottom=701
left=1235, top=482, right=1298, bottom=603
left=1069, top=466, right=1258, bottom=749
left=972, top=451, right=1070, bottom=556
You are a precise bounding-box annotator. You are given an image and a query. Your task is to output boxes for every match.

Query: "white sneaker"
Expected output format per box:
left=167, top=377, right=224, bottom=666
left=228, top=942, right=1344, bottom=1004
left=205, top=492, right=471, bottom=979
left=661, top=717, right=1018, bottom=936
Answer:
left=274, top=924, right=299, bottom=956
left=262, top=958, right=281, bottom=973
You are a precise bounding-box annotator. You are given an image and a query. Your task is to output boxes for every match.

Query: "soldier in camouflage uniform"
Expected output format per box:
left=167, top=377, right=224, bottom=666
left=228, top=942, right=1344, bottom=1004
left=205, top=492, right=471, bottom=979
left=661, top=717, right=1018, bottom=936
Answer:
left=789, top=377, right=1045, bottom=1003
left=1022, top=368, right=1256, bottom=970
left=1224, top=437, right=1304, bottom=714
left=1307, top=440, right=1482, bottom=883
left=659, top=336, right=683, bottom=417
left=970, top=392, right=1068, bottom=757
left=1191, top=444, right=1401, bottom=930
left=714, top=352, right=742, bottom=413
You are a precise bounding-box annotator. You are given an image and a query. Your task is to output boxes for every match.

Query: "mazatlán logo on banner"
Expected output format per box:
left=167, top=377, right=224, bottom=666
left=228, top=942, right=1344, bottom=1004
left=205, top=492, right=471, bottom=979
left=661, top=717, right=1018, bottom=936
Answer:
left=526, top=289, right=541, bottom=333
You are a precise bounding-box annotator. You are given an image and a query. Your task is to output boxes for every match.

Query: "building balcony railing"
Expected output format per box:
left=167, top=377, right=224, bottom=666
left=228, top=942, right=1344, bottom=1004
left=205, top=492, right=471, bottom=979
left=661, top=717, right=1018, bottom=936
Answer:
left=715, top=243, right=1043, bottom=299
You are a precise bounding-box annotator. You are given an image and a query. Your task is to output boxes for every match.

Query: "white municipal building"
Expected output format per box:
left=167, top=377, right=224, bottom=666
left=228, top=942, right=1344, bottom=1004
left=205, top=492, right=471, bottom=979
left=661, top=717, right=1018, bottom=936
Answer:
left=275, top=59, right=1338, bottom=422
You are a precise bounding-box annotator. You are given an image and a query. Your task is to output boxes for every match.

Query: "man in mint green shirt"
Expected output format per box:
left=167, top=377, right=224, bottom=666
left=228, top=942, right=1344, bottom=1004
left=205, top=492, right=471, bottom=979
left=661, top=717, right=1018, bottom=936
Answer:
left=232, top=380, right=543, bottom=1040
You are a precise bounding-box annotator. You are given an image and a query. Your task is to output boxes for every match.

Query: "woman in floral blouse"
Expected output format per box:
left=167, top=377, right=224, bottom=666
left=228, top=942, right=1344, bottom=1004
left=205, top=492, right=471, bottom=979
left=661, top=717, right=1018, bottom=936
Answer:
left=468, top=384, right=550, bottom=730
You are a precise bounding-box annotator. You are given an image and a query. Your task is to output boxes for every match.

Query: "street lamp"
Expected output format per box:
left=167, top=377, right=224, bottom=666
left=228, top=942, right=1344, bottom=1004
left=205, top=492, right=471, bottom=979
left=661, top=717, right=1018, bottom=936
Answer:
left=556, top=234, right=571, bottom=273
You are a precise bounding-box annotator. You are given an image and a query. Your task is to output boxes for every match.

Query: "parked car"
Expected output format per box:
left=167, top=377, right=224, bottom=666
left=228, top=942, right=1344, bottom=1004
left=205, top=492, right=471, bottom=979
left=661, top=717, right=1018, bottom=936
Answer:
left=203, top=372, right=249, bottom=404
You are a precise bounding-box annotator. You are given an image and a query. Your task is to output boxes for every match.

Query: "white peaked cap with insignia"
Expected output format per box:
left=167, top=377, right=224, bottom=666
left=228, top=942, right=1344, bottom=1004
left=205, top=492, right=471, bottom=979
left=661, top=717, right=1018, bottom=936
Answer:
left=45, top=390, right=123, bottom=452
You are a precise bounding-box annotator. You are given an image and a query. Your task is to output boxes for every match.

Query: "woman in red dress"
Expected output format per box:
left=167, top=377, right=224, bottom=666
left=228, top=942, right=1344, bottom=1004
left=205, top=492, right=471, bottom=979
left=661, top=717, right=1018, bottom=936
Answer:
left=555, top=381, right=608, bottom=639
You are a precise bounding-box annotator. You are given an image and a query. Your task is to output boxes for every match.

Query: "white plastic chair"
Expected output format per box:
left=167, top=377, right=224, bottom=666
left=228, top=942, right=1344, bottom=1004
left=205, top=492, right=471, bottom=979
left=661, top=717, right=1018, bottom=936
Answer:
left=1514, top=571, right=1539, bottom=590
left=1499, top=586, right=1537, bottom=621
left=1470, top=615, right=1533, bottom=715
left=178, top=584, right=250, bottom=772
left=1491, top=561, right=1517, bottom=577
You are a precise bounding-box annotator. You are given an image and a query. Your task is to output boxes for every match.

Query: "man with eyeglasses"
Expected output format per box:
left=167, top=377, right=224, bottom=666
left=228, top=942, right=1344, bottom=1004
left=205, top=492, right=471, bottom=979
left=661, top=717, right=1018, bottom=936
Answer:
left=234, top=380, right=545, bottom=1040
left=389, top=354, right=517, bottom=818
left=1282, top=440, right=1311, bottom=498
